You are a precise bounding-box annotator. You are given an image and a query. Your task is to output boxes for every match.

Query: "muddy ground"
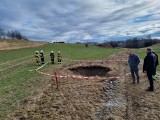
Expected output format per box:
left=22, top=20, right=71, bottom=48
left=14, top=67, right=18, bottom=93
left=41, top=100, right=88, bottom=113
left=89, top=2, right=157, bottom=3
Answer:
left=7, top=51, right=160, bottom=120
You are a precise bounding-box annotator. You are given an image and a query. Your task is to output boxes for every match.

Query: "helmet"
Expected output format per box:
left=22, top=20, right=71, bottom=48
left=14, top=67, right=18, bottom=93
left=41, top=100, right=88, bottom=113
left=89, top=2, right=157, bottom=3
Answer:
left=51, top=51, right=54, bottom=53
left=35, top=51, right=39, bottom=54
left=40, top=50, right=43, bottom=53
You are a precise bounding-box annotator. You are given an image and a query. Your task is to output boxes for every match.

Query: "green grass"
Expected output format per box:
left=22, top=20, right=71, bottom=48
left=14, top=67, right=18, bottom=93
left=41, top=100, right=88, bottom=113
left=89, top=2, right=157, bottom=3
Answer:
left=0, top=43, right=120, bottom=63
left=0, top=43, right=122, bottom=119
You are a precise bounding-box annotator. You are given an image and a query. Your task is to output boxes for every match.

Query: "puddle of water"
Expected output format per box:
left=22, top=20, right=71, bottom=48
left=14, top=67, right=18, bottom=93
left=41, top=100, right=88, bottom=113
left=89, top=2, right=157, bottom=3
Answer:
left=103, top=98, right=126, bottom=108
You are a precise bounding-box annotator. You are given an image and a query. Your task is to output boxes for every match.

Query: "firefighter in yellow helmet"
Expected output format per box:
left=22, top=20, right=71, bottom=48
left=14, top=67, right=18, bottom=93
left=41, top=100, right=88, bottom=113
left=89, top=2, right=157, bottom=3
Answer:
left=35, top=51, right=40, bottom=65
left=57, top=51, right=62, bottom=64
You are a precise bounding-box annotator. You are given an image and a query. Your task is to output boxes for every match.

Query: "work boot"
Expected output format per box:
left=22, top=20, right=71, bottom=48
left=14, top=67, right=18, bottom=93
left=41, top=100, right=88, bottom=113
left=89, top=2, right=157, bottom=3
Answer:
left=131, top=81, right=135, bottom=84
left=146, top=87, right=154, bottom=92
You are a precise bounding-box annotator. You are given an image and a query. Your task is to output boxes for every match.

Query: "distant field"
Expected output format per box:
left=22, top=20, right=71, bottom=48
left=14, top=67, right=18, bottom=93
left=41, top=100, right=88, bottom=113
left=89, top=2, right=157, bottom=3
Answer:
left=0, top=42, right=121, bottom=119
left=0, top=39, right=46, bottom=50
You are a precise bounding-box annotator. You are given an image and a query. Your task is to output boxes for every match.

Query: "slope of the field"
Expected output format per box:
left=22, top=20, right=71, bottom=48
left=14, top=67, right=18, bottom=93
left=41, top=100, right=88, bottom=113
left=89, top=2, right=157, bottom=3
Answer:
left=0, top=39, right=46, bottom=50
left=0, top=43, right=121, bottom=119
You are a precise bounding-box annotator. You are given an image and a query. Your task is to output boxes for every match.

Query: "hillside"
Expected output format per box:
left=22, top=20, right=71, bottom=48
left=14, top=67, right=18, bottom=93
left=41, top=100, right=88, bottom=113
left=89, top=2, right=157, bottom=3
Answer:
left=0, top=39, right=46, bottom=50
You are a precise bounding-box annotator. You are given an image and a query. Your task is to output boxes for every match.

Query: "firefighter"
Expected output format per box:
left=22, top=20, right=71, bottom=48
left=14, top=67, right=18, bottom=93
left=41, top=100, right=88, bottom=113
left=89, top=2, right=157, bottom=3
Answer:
left=35, top=51, right=40, bottom=65
left=50, top=51, right=55, bottom=64
left=40, top=50, right=45, bottom=64
left=57, top=51, right=62, bottom=64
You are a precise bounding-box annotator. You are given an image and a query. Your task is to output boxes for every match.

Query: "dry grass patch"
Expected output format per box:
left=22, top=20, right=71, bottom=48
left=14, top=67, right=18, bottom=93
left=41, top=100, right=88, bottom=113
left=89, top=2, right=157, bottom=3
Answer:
left=0, top=39, right=46, bottom=50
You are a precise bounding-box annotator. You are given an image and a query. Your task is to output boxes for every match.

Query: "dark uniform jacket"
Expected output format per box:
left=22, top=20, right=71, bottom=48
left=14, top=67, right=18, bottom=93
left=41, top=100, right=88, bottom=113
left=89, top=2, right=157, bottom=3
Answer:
left=152, top=52, right=159, bottom=67
left=40, top=53, right=44, bottom=59
left=143, top=52, right=155, bottom=74
left=50, top=53, right=54, bottom=59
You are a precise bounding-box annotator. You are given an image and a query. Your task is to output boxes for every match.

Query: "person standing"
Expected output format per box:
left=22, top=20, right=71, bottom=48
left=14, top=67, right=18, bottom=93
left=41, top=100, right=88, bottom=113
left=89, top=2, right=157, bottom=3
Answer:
left=40, top=50, right=45, bottom=64
left=57, top=51, right=62, bottom=64
left=143, top=48, right=155, bottom=91
left=128, top=51, right=140, bottom=84
left=50, top=51, right=55, bottom=64
left=35, top=51, right=40, bottom=66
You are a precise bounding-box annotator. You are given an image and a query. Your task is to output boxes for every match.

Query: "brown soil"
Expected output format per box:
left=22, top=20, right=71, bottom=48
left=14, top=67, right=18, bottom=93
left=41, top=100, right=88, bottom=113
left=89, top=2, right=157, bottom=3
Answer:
left=0, top=40, right=46, bottom=50
left=6, top=51, right=160, bottom=120
left=69, top=66, right=111, bottom=77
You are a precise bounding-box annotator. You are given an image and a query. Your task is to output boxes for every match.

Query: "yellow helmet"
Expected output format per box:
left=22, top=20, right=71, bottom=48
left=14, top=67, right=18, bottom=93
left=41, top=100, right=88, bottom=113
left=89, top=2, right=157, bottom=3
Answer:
left=35, top=51, right=39, bottom=54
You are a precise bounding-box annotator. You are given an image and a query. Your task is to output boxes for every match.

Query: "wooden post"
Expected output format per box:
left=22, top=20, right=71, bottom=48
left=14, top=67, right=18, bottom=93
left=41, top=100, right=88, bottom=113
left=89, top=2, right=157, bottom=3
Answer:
left=51, top=71, right=55, bottom=89
left=55, top=72, right=59, bottom=89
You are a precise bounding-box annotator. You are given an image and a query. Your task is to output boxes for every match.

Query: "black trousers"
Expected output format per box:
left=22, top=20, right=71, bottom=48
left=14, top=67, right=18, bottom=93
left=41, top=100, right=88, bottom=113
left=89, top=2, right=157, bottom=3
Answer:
left=41, top=58, right=44, bottom=64
left=146, top=71, right=154, bottom=90
left=130, top=68, right=139, bottom=83
left=51, top=58, right=54, bottom=64
left=58, top=58, right=61, bottom=63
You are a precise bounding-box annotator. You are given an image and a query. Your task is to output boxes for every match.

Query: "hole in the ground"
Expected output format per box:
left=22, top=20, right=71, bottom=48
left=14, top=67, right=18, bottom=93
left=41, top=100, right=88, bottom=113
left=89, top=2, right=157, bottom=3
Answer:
left=69, top=66, right=111, bottom=77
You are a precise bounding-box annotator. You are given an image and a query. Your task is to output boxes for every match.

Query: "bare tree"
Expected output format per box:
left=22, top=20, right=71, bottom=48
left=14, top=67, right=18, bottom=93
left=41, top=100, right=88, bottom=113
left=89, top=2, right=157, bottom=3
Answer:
left=7, top=31, right=14, bottom=39
left=7, top=30, right=28, bottom=40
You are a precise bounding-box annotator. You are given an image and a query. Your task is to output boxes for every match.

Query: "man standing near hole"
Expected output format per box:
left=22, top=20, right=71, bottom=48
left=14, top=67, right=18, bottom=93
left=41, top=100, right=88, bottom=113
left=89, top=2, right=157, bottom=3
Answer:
left=128, top=51, right=140, bottom=84
left=143, top=48, right=155, bottom=91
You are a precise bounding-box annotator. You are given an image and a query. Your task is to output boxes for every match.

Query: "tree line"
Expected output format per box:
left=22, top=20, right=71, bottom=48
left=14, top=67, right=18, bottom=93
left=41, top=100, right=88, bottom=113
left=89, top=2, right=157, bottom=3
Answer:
left=0, top=27, right=28, bottom=40
left=96, top=37, right=160, bottom=48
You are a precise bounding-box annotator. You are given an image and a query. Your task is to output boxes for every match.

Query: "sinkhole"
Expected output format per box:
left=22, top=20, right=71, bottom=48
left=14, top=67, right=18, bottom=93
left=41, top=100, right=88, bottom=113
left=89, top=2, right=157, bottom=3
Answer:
left=69, top=66, right=111, bottom=77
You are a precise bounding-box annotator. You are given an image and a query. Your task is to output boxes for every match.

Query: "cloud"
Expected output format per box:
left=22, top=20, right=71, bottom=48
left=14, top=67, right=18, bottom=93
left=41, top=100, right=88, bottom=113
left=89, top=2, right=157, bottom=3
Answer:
left=0, top=0, right=160, bottom=42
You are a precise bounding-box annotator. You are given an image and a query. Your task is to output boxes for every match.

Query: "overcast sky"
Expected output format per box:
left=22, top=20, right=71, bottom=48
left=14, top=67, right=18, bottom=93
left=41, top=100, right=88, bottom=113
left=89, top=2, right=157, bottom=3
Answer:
left=0, top=0, right=160, bottom=43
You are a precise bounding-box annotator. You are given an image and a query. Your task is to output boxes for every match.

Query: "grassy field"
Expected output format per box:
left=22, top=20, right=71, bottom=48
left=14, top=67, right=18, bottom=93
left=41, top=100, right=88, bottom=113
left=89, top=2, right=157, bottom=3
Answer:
left=0, top=43, right=122, bottom=119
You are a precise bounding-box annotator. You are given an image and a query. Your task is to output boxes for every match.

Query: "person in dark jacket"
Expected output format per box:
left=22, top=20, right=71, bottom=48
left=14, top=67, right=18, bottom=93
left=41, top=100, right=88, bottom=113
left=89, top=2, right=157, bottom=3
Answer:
left=50, top=51, right=55, bottom=64
left=143, top=48, right=155, bottom=91
left=40, top=50, right=45, bottom=64
left=152, top=51, right=159, bottom=80
left=128, top=51, right=140, bottom=84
